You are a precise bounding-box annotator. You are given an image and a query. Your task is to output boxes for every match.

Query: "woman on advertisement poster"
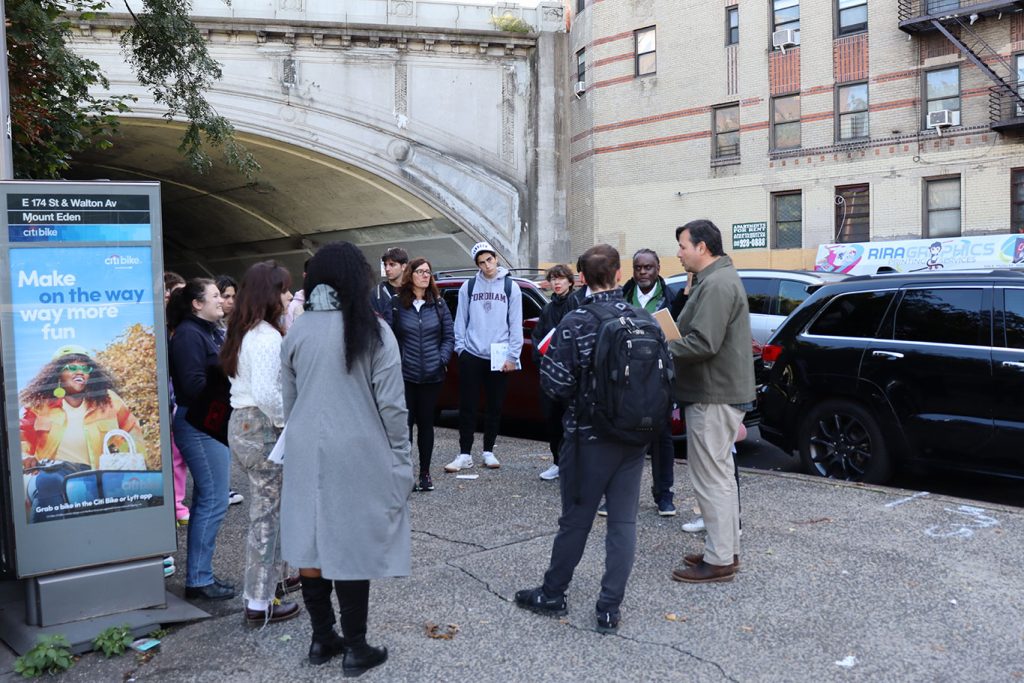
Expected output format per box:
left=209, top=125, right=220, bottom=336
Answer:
left=20, top=345, right=148, bottom=523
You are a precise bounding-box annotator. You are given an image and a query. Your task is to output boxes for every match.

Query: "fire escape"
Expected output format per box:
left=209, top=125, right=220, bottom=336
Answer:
left=898, top=0, right=1024, bottom=132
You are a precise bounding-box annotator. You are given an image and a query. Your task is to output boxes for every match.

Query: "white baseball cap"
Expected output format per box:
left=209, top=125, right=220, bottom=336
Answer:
left=470, top=241, right=497, bottom=262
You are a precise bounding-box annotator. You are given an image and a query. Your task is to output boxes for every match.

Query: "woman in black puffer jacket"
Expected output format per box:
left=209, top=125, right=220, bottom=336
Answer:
left=390, top=257, right=455, bottom=493
left=530, top=264, right=576, bottom=481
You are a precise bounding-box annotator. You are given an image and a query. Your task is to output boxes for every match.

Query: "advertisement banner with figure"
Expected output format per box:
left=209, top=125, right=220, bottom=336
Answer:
left=11, top=246, right=163, bottom=524
left=0, top=182, right=174, bottom=578
left=814, top=233, right=1024, bottom=276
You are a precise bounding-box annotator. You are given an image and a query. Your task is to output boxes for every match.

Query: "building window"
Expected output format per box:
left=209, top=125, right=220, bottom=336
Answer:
left=771, top=95, right=800, bottom=150
left=635, top=27, right=656, bottom=77
left=835, top=185, right=870, bottom=243
left=576, top=0, right=585, bottom=15
left=712, top=104, right=740, bottom=159
left=773, top=0, right=800, bottom=44
left=924, top=67, right=961, bottom=129
left=925, top=176, right=961, bottom=237
left=773, top=191, right=802, bottom=249
left=576, top=49, right=586, bottom=87
left=836, top=0, right=868, bottom=36
left=726, top=6, right=739, bottom=45
left=1012, top=169, right=1024, bottom=234
left=837, top=82, right=869, bottom=140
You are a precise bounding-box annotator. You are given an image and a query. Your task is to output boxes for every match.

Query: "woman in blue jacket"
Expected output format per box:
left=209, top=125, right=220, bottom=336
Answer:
left=390, top=258, right=455, bottom=492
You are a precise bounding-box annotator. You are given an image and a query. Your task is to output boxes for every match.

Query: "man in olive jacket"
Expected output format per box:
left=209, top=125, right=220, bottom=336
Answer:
left=668, top=219, right=755, bottom=584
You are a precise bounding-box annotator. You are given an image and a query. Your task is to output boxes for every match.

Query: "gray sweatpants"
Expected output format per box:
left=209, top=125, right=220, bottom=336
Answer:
left=542, top=433, right=646, bottom=613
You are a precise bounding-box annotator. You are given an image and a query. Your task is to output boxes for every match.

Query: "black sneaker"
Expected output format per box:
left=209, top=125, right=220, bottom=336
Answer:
left=596, top=607, right=620, bottom=634
left=419, top=473, right=435, bottom=491
left=514, top=587, right=567, bottom=617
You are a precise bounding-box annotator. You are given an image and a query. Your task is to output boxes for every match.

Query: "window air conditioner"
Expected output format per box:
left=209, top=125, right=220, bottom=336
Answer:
left=574, top=81, right=587, bottom=97
left=927, top=109, right=958, bottom=135
left=772, top=29, right=798, bottom=53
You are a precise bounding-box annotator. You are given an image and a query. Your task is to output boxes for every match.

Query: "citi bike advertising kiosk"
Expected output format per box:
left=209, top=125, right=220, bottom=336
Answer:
left=0, top=181, right=189, bottom=653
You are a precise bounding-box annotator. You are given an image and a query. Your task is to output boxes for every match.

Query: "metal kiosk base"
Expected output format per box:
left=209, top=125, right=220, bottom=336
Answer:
left=0, top=558, right=208, bottom=654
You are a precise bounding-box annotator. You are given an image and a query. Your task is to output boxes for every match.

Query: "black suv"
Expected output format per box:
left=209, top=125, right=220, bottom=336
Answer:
left=757, top=270, right=1024, bottom=484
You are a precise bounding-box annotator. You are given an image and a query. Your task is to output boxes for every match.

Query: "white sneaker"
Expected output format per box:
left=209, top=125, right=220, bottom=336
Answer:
left=482, top=451, right=501, bottom=469
left=444, top=453, right=474, bottom=472
left=539, top=464, right=560, bottom=480
left=228, top=490, right=244, bottom=505
left=682, top=517, right=705, bottom=533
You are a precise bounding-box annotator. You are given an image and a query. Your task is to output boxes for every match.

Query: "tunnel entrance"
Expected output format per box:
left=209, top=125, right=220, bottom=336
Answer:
left=65, top=119, right=482, bottom=281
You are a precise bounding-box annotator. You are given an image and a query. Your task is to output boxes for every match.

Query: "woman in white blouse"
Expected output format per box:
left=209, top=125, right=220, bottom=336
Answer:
left=220, top=261, right=300, bottom=626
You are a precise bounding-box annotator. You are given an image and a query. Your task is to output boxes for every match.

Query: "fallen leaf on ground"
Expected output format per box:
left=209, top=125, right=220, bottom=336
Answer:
left=740, top=625, right=753, bottom=633
left=425, top=622, right=460, bottom=640
left=278, top=634, right=292, bottom=642
left=665, top=613, right=677, bottom=621
left=790, top=517, right=832, bottom=525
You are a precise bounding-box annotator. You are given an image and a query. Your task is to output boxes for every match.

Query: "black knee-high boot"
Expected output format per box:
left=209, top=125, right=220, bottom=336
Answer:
left=301, top=576, right=344, bottom=665
left=334, top=580, right=387, bottom=677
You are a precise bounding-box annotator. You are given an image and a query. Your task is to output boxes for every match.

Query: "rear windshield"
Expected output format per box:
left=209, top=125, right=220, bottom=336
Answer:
left=807, top=290, right=895, bottom=338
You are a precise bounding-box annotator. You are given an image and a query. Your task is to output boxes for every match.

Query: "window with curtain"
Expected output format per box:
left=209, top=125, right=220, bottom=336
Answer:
left=925, top=177, right=961, bottom=237
left=772, top=95, right=800, bottom=150
left=837, top=83, right=869, bottom=140
left=635, top=27, right=656, bottom=77
left=713, top=104, right=740, bottom=158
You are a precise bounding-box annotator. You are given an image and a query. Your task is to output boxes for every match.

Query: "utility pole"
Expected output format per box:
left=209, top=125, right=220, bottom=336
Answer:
left=0, top=0, right=13, bottom=180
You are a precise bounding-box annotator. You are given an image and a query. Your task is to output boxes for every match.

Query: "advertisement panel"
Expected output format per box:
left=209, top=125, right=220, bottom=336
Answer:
left=11, top=246, right=163, bottom=524
left=0, top=182, right=173, bottom=577
left=814, top=234, right=1024, bottom=276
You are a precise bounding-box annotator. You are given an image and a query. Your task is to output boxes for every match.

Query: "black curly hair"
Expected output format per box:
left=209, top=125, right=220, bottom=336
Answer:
left=19, top=353, right=119, bottom=408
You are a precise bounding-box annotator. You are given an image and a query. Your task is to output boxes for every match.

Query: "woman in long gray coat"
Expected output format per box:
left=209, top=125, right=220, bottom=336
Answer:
left=280, top=242, right=412, bottom=676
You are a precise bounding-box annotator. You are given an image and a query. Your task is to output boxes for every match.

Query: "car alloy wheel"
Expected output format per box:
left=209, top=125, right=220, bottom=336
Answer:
left=799, top=399, right=890, bottom=484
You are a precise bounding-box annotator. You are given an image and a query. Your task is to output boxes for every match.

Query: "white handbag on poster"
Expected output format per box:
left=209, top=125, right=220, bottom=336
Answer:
left=99, top=429, right=146, bottom=470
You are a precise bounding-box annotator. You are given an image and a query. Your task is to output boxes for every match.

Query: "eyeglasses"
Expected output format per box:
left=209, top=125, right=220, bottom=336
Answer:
left=412, top=268, right=432, bottom=276
left=61, top=364, right=93, bottom=374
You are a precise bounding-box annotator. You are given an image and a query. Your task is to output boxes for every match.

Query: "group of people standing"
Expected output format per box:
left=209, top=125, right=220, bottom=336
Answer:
left=160, top=218, right=753, bottom=674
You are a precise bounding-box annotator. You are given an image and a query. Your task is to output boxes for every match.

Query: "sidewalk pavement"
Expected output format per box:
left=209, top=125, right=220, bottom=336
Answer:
left=7, top=427, right=1022, bottom=682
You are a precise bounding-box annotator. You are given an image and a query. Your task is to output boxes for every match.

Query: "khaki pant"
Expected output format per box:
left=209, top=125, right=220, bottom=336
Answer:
left=685, top=403, right=744, bottom=566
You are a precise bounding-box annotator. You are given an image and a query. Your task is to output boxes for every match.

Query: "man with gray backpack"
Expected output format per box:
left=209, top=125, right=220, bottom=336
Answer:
left=514, top=244, right=673, bottom=634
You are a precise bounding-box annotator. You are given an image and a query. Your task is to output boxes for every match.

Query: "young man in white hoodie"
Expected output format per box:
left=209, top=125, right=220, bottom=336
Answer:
left=446, top=242, right=523, bottom=471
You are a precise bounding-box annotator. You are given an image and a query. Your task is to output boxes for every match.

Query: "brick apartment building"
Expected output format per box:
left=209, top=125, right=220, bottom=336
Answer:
left=566, top=0, right=1024, bottom=273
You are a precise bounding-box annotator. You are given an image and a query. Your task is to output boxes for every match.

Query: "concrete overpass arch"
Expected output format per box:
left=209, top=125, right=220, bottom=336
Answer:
left=67, top=3, right=570, bottom=277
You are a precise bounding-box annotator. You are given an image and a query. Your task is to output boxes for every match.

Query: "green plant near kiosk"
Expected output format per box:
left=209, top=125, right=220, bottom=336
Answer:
left=13, top=634, right=74, bottom=678
left=489, top=12, right=532, bottom=33
left=93, top=624, right=133, bottom=658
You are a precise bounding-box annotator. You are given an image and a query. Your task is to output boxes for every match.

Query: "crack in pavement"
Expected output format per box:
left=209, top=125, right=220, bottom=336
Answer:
left=449, top=558, right=738, bottom=683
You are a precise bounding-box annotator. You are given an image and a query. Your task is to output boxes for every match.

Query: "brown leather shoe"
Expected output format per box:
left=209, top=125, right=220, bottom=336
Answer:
left=245, top=599, right=301, bottom=626
left=683, top=553, right=739, bottom=569
left=275, top=574, right=302, bottom=598
left=671, top=560, right=737, bottom=583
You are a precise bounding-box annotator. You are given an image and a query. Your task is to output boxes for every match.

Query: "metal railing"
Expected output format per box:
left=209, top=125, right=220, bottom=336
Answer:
left=898, top=0, right=1012, bottom=22
left=989, top=82, right=1024, bottom=126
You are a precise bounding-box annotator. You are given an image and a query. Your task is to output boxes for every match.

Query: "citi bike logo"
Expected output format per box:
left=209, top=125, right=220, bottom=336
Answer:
left=105, top=254, right=141, bottom=266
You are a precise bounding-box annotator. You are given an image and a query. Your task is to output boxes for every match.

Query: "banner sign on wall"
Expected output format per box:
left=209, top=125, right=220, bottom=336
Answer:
left=0, top=182, right=174, bottom=578
left=814, top=234, right=1024, bottom=275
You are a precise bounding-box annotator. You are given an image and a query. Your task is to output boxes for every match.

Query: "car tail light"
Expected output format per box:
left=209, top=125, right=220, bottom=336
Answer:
left=761, top=344, right=783, bottom=365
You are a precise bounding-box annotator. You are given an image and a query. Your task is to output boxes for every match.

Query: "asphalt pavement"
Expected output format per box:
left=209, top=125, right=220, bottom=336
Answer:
left=4, top=427, right=1022, bottom=682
